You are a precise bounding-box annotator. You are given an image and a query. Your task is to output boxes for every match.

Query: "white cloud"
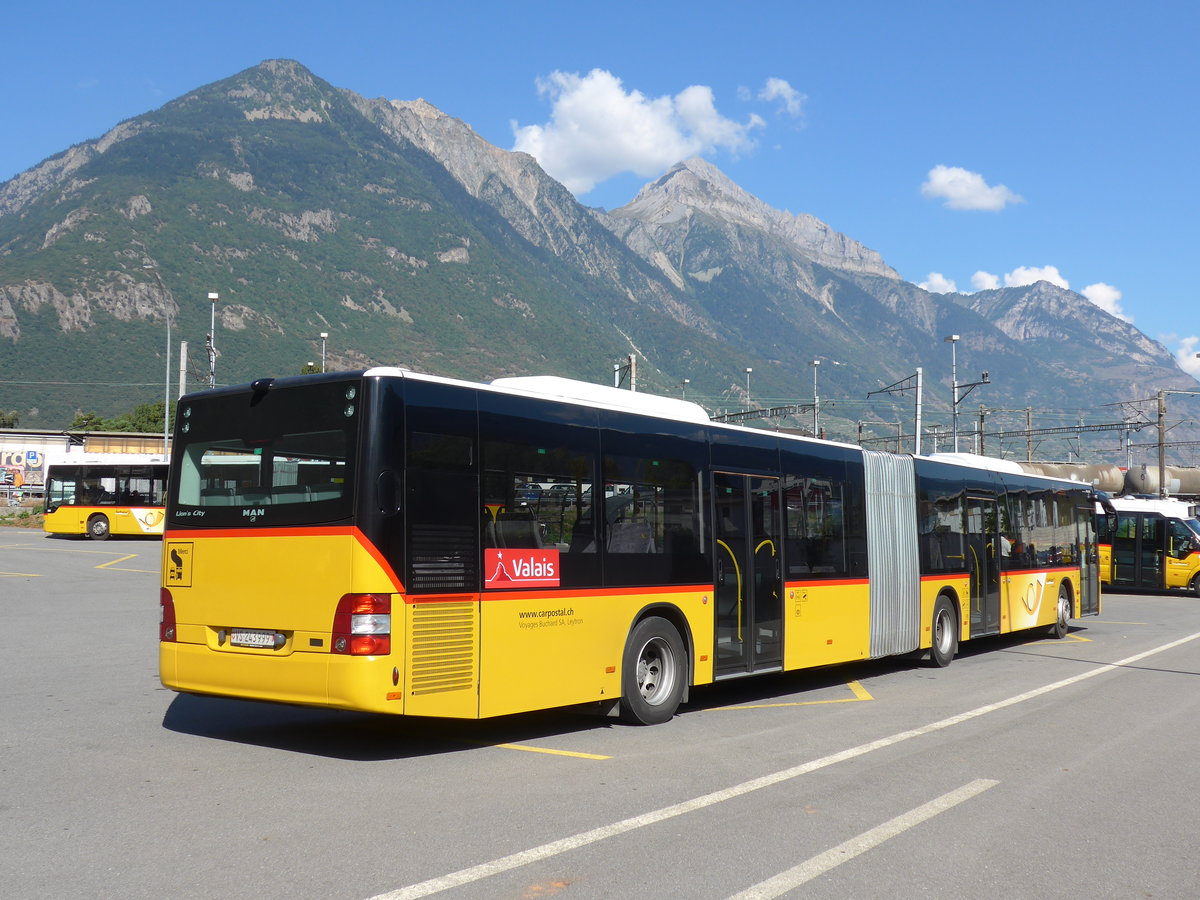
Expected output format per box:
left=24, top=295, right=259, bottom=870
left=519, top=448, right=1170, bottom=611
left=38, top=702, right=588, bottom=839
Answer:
left=758, top=77, right=806, bottom=117
left=511, top=69, right=763, bottom=195
left=1004, top=265, right=1069, bottom=289
left=1081, top=282, right=1132, bottom=322
left=971, top=270, right=1001, bottom=291
left=1172, top=336, right=1200, bottom=377
left=918, top=272, right=958, bottom=293
left=970, top=267, right=1070, bottom=292
left=921, top=165, right=1025, bottom=211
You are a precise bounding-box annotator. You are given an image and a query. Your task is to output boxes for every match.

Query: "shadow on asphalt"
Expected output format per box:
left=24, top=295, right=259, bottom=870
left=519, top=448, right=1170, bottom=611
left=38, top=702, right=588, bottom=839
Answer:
left=161, top=626, right=1081, bottom=759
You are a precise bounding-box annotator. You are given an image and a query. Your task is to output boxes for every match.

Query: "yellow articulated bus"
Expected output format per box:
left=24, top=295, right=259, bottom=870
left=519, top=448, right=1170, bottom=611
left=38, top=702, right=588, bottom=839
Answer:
left=44, top=456, right=169, bottom=540
left=159, top=370, right=1099, bottom=725
left=1096, top=494, right=1200, bottom=594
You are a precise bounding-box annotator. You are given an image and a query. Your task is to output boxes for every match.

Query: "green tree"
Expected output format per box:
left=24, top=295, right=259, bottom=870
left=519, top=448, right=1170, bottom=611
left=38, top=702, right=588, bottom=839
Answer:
left=0, top=410, right=18, bottom=427
left=70, top=411, right=108, bottom=430
left=106, top=400, right=174, bottom=433
left=69, top=401, right=174, bottom=433
left=299, top=362, right=321, bottom=375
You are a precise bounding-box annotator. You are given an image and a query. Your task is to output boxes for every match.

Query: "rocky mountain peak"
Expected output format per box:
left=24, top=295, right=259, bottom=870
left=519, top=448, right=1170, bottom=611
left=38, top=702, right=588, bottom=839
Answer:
left=610, top=157, right=901, bottom=280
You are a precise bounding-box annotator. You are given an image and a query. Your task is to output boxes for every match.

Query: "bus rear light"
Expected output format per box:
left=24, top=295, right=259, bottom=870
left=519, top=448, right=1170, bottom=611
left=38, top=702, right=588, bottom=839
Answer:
left=160, top=588, right=177, bottom=642
left=332, top=593, right=391, bottom=656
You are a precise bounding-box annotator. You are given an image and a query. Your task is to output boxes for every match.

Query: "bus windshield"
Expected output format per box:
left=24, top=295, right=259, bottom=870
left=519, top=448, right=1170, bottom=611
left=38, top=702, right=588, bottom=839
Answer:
left=168, top=377, right=360, bottom=528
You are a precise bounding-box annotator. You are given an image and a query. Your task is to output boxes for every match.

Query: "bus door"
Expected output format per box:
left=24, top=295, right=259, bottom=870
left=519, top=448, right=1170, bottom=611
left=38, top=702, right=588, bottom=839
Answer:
left=1077, top=505, right=1100, bottom=615
left=713, top=472, right=782, bottom=676
left=1112, top=513, right=1165, bottom=588
left=966, top=497, right=1001, bottom=636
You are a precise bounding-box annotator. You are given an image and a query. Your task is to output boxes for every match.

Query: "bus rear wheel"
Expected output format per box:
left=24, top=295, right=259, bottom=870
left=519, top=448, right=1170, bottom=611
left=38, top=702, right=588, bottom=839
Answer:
left=619, top=616, right=686, bottom=725
left=86, top=514, right=110, bottom=541
left=929, top=595, right=957, bottom=668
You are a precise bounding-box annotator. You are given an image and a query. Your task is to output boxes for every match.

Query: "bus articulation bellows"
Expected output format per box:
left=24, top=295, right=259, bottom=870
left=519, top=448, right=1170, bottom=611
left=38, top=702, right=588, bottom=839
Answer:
left=159, top=370, right=1100, bottom=725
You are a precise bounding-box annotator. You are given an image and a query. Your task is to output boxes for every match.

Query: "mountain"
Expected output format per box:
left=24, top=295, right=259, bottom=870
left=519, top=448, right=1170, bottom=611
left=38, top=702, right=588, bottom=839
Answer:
left=0, top=59, right=1193, bottom=455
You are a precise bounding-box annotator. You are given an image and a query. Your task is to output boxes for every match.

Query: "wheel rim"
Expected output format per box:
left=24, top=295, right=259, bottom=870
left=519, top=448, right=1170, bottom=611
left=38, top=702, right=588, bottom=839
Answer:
left=90, top=518, right=108, bottom=537
left=1058, top=591, right=1070, bottom=630
left=934, top=608, right=952, bottom=655
left=636, top=637, right=677, bottom=706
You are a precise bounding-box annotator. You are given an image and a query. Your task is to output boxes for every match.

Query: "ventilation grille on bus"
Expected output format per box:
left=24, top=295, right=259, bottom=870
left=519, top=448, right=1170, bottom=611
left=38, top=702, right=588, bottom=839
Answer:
left=410, top=525, right=477, bottom=591
left=410, top=601, right=477, bottom=696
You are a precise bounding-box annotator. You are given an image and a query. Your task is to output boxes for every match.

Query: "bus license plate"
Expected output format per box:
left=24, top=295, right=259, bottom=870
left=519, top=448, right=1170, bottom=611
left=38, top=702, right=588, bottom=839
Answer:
left=230, top=628, right=280, bottom=649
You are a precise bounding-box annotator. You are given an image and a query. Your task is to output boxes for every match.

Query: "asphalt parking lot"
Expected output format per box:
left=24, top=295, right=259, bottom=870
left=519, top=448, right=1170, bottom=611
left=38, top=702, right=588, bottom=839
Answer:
left=3, top=525, right=1200, bottom=899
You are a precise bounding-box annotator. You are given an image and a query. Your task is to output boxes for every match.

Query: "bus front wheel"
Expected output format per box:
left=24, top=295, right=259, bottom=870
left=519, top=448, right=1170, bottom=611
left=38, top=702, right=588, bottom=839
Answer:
left=86, top=514, right=110, bottom=541
left=1048, top=586, right=1071, bottom=639
left=1190, top=575, right=1200, bottom=598
left=929, top=595, right=957, bottom=668
left=619, top=616, right=686, bottom=725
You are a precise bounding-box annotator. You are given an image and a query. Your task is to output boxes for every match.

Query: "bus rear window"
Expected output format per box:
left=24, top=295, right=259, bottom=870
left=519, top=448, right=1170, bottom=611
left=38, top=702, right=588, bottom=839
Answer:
left=180, top=436, right=347, bottom=508
left=169, top=378, right=359, bottom=527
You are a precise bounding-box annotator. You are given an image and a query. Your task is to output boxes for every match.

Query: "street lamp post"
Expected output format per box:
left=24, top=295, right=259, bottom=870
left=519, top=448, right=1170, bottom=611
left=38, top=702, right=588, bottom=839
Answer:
left=681, top=378, right=690, bottom=400
left=143, top=264, right=171, bottom=457
left=810, top=360, right=821, bottom=434
left=207, top=292, right=219, bottom=388
left=319, top=332, right=329, bottom=373
left=944, top=335, right=960, bottom=451
left=745, top=367, right=753, bottom=410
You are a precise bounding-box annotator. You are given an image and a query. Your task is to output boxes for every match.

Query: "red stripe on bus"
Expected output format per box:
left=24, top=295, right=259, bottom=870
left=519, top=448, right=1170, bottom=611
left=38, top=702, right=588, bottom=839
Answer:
left=466, top=583, right=714, bottom=603
left=1001, top=566, right=1079, bottom=577
left=784, top=577, right=869, bottom=588
left=162, top=525, right=406, bottom=592
left=164, top=526, right=357, bottom=539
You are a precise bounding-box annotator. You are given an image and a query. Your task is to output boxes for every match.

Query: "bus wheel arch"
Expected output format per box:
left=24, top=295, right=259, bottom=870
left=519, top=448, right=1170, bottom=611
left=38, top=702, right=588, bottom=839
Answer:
left=86, top=514, right=110, bottom=541
left=618, top=612, right=688, bottom=725
left=928, top=592, right=958, bottom=668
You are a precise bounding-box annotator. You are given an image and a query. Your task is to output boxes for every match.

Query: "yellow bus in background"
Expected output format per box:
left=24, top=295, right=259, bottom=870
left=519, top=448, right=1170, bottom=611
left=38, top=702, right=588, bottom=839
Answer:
left=159, top=370, right=1099, bottom=725
left=43, top=455, right=169, bottom=540
left=1096, top=495, right=1200, bottom=594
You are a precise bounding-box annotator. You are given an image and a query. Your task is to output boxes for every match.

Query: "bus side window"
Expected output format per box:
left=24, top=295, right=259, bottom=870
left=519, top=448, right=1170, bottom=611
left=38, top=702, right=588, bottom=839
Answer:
left=1169, top=521, right=1193, bottom=559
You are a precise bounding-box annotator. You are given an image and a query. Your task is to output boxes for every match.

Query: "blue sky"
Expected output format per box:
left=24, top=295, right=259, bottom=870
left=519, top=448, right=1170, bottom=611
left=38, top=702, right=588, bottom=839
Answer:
left=5, top=0, right=1197, bottom=373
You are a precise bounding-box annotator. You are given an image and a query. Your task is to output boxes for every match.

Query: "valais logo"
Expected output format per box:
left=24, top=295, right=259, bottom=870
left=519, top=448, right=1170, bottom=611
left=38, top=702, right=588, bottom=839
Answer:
left=485, top=548, right=560, bottom=589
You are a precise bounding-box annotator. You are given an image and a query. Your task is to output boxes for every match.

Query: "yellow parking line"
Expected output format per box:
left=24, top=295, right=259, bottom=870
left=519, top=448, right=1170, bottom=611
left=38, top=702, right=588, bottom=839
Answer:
left=490, top=743, right=610, bottom=760
left=94, top=554, right=158, bottom=573
left=847, top=679, right=873, bottom=700
left=723, top=679, right=874, bottom=711
left=1029, top=633, right=1092, bottom=646
left=0, top=544, right=157, bottom=573
left=1, top=571, right=42, bottom=577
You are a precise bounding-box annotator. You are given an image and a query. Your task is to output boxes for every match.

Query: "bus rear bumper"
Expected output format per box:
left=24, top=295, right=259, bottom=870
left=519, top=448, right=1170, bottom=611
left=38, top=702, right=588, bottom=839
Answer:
left=160, top=641, right=403, bottom=715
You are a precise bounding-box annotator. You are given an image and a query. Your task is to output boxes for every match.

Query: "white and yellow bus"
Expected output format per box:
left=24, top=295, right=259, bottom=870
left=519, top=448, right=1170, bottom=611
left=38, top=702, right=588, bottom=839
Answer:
left=159, top=370, right=1099, bottom=724
left=1096, top=494, right=1200, bottom=594
left=44, top=455, right=169, bottom=540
